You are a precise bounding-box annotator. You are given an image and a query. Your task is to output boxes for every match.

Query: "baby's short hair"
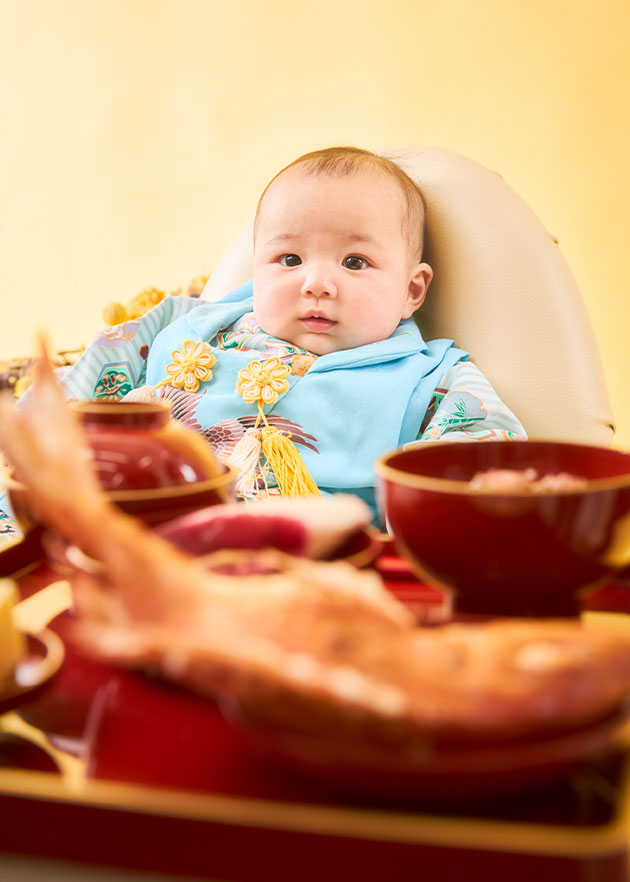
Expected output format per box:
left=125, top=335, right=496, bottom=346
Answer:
left=256, top=146, right=427, bottom=261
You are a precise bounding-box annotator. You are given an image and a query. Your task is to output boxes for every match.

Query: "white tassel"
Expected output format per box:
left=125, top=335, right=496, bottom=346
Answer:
left=227, top=427, right=262, bottom=497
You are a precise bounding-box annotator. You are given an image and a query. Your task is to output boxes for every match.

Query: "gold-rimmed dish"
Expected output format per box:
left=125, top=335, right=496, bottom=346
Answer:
left=0, top=629, right=65, bottom=715
left=5, top=466, right=236, bottom=534
left=375, top=439, right=630, bottom=617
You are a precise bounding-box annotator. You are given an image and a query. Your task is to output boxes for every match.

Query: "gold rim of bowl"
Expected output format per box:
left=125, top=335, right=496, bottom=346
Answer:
left=374, top=443, right=630, bottom=497
left=3, top=467, right=236, bottom=502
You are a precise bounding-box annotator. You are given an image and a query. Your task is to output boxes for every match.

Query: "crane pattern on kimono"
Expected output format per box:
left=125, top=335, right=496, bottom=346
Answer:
left=157, top=384, right=320, bottom=462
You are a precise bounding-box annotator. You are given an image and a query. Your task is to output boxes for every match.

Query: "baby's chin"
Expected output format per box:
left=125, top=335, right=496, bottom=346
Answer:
left=253, top=314, right=383, bottom=356
left=302, top=329, right=399, bottom=355
left=295, top=336, right=366, bottom=357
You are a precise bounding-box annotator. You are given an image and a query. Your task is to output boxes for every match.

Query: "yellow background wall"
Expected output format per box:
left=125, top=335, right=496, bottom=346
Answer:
left=2, top=0, right=629, bottom=443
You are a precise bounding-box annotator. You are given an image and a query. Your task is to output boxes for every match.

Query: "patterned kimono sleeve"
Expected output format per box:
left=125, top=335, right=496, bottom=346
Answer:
left=417, top=361, right=527, bottom=442
left=58, top=295, right=202, bottom=402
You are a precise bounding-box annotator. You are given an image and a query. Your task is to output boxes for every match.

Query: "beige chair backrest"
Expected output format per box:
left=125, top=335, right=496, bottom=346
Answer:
left=201, top=147, right=614, bottom=445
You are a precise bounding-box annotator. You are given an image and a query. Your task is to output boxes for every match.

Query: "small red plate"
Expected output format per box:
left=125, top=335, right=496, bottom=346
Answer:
left=44, top=525, right=385, bottom=580
left=324, top=526, right=385, bottom=568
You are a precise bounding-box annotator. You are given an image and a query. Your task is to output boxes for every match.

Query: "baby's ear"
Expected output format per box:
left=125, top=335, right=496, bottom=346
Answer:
left=403, top=262, right=433, bottom=317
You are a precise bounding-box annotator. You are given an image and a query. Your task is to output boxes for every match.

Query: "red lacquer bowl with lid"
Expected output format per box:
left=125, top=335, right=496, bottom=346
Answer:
left=8, top=400, right=235, bottom=534
left=76, top=400, right=222, bottom=493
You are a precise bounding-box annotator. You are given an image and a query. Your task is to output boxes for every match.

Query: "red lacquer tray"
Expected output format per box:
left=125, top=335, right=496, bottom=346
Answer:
left=2, top=559, right=630, bottom=882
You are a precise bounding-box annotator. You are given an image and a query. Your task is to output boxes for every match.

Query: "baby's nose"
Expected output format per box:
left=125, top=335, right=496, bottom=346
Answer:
left=301, top=268, right=337, bottom=298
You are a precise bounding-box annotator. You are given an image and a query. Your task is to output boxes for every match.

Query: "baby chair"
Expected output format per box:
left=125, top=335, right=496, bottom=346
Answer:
left=201, top=147, right=613, bottom=445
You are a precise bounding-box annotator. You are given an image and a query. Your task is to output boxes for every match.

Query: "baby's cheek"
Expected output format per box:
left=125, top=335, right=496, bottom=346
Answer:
left=355, top=308, right=396, bottom=342
left=251, top=293, right=268, bottom=326
left=253, top=301, right=283, bottom=338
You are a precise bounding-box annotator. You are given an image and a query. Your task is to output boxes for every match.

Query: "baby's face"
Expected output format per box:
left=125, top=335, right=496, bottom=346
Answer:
left=252, top=168, right=431, bottom=355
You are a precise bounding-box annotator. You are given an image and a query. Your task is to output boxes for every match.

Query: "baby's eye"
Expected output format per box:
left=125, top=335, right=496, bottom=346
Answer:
left=342, top=255, right=369, bottom=271
left=279, top=254, right=302, bottom=267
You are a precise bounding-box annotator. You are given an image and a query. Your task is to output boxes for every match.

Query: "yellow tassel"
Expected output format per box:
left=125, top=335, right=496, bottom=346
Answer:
left=261, top=425, right=320, bottom=497
left=227, top=427, right=262, bottom=497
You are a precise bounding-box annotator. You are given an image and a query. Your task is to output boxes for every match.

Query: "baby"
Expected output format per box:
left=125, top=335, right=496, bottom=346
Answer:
left=251, top=147, right=432, bottom=355
left=1, top=147, right=525, bottom=533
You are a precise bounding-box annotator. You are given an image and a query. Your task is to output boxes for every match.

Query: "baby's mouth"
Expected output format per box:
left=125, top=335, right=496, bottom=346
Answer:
left=300, top=313, right=336, bottom=332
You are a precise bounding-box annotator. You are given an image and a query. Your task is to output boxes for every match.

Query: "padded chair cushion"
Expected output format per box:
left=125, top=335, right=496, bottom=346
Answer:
left=201, top=147, right=614, bottom=445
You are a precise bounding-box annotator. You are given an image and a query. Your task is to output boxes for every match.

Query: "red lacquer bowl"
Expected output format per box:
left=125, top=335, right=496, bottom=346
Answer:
left=7, top=401, right=235, bottom=535
left=73, top=400, right=224, bottom=493
left=375, top=440, right=630, bottom=617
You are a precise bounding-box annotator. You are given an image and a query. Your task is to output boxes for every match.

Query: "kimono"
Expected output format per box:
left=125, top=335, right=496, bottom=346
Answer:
left=0, top=282, right=526, bottom=541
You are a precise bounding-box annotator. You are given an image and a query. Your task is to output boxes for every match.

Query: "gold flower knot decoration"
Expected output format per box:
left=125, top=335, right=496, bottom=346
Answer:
left=236, top=357, right=290, bottom=406
left=162, top=339, right=216, bottom=393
